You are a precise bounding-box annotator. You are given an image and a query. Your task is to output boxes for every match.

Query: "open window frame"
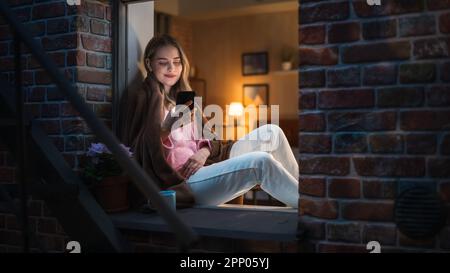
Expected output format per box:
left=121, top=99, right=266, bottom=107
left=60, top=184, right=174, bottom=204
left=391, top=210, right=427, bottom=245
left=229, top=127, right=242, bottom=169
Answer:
left=112, top=0, right=155, bottom=135
left=111, top=0, right=297, bottom=210
left=108, top=0, right=300, bottom=246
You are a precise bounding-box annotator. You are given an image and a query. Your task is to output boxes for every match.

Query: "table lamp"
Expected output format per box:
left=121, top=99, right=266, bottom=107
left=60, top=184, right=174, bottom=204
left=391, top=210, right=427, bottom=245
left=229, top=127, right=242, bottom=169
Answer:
left=228, top=102, right=244, bottom=140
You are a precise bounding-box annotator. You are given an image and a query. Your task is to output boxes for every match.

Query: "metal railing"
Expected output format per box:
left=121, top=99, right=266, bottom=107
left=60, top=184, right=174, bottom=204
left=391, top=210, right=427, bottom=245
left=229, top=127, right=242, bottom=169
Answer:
left=0, top=1, right=198, bottom=251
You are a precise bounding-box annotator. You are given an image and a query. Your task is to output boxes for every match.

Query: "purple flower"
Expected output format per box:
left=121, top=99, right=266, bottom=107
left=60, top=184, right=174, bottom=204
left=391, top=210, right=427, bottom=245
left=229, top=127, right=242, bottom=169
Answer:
left=87, top=143, right=107, bottom=157
left=86, top=142, right=133, bottom=157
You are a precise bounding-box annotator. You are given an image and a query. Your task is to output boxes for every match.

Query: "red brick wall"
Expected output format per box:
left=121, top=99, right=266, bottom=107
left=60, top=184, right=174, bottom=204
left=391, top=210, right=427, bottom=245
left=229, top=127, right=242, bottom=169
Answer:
left=298, top=0, right=450, bottom=252
left=0, top=0, right=112, bottom=252
left=1, top=0, right=291, bottom=253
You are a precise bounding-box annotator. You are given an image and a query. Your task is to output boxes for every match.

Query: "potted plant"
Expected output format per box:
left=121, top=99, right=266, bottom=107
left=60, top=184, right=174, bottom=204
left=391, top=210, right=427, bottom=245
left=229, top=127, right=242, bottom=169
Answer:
left=82, top=142, right=133, bottom=213
left=281, top=46, right=295, bottom=71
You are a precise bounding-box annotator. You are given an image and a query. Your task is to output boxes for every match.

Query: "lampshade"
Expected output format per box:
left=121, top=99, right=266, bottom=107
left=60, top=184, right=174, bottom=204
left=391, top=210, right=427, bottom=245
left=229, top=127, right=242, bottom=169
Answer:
left=228, top=102, right=244, bottom=117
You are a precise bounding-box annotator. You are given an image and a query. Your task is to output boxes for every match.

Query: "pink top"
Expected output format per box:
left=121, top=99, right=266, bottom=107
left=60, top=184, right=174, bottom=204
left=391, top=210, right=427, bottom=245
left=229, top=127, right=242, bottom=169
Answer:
left=161, top=109, right=211, bottom=171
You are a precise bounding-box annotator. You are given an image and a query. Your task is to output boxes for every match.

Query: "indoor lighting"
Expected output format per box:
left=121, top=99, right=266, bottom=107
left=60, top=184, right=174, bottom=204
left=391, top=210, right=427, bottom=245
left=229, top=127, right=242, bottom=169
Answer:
left=228, top=102, right=244, bottom=117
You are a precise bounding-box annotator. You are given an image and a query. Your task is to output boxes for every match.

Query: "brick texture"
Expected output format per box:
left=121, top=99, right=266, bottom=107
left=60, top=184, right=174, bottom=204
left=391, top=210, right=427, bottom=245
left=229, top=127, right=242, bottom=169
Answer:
left=0, top=0, right=112, bottom=253
left=299, top=25, right=325, bottom=45
left=299, top=0, right=450, bottom=253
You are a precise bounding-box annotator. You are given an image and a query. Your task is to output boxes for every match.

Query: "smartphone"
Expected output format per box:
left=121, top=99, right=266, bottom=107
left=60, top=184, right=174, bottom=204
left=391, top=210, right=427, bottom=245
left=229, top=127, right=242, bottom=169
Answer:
left=176, top=91, right=196, bottom=110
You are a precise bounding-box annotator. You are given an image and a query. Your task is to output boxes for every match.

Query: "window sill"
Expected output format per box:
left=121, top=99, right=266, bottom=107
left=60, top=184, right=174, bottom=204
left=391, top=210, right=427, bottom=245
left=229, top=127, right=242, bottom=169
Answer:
left=110, top=204, right=298, bottom=242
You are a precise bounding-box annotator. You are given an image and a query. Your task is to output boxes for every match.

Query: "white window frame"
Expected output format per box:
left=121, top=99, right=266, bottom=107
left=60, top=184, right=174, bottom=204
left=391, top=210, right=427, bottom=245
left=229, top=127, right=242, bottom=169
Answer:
left=112, top=0, right=155, bottom=134
left=111, top=0, right=298, bottom=210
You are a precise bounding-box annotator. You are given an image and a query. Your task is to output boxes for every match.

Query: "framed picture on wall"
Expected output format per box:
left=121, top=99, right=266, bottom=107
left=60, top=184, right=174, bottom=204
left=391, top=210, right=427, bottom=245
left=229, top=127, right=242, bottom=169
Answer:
left=243, top=84, right=269, bottom=106
left=242, top=52, right=268, bottom=76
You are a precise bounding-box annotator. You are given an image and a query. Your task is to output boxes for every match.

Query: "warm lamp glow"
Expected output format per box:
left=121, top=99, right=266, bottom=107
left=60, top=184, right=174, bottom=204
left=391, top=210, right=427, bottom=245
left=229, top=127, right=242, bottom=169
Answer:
left=229, top=102, right=244, bottom=117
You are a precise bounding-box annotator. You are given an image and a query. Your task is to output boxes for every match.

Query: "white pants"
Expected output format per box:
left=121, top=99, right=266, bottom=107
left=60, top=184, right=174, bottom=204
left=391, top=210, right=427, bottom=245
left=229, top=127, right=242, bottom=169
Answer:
left=186, top=124, right=299, bottom=208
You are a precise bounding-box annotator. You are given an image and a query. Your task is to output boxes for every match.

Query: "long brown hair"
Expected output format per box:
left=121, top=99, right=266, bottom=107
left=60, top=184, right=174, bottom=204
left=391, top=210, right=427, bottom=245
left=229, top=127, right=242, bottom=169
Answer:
left=143, top=34, right=192, bottom=108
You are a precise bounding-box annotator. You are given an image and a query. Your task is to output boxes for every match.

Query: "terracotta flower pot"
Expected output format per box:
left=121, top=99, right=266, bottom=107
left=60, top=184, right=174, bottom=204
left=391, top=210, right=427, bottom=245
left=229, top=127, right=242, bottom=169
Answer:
left=94, top=175, right=130, bottom=213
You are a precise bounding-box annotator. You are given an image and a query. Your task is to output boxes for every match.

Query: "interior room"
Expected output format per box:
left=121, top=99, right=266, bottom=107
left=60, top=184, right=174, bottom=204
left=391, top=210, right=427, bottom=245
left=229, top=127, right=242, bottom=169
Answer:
left=153, top=0, right=299, bottom=206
